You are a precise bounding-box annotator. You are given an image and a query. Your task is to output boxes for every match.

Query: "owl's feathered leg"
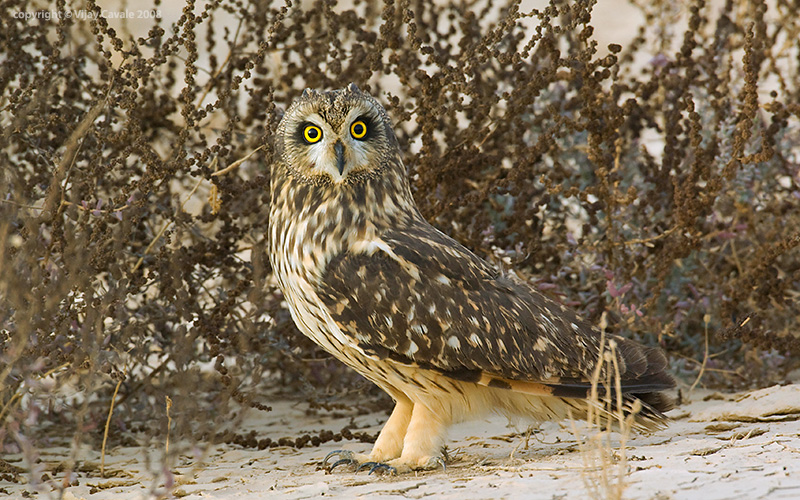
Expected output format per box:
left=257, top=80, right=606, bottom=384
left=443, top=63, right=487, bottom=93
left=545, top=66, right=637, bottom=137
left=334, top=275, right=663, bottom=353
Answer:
left=382, top=400, right=449, bottom=473
left=368, top=396, right=413, bottom=461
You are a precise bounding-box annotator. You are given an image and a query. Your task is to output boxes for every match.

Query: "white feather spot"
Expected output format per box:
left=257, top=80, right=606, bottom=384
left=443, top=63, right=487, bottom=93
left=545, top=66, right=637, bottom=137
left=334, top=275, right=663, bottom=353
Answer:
left=435, top=274, right=451, bottom=285
left=469, top=333, right=482, bottom=347
left=447, top=336, right=461, bottom=350
left=406, top=341, right=419, bottom=356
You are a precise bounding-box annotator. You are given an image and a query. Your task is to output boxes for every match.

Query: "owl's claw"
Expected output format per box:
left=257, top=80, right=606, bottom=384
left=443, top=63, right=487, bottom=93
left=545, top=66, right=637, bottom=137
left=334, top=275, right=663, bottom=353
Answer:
left=356, top=461, right=398, bottom=476
left=322, top=450, right=358, bottom=471
left=330, top=458, right=358, bottom=471
left=430, top=456, right=446, bottom=472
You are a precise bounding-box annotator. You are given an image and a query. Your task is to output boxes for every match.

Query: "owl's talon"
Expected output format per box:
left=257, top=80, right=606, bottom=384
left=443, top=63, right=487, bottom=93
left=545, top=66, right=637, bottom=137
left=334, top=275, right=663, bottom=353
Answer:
left=355, top=461, right=397, bottom=475
left=322, top=449, right=343, bottom=467
left=369, top=463, right=397, bottom=475
left=322, top=450, right=357, bottom=470
left=330, top=458, right=358, bottom=471
left=354, top=461, right=373, bottom=473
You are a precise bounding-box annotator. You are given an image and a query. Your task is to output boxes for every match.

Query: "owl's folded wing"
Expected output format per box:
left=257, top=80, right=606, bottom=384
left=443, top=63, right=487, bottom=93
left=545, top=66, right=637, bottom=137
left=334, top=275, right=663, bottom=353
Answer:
left=316, top=219, right=674, bottom=410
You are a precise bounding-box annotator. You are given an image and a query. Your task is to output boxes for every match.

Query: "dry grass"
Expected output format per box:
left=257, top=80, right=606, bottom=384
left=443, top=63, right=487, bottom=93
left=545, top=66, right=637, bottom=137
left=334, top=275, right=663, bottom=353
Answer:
left=569, top=333, right=640, bottom=500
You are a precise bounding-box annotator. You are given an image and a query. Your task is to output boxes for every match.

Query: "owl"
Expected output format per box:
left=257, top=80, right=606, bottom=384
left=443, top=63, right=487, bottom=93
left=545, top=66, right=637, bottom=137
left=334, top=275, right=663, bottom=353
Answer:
left=267, top=84, right=674, bottom=474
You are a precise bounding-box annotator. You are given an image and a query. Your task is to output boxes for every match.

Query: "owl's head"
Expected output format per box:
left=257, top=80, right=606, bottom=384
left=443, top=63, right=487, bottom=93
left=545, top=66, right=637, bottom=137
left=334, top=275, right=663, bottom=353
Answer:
left=276, top=84, right=400, bottom=184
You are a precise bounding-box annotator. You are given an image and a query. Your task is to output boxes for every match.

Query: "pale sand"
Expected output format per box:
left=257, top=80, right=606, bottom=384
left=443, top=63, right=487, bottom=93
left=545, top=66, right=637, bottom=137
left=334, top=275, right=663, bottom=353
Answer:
left=5, top=384, right=800, bottom=499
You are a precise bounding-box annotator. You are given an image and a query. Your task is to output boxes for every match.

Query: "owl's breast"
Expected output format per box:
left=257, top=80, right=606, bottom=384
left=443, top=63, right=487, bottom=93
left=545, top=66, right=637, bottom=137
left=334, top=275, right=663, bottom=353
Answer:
left=267, top=162, right=416, bottom=367
left=268, top=174, right=359, bottom=353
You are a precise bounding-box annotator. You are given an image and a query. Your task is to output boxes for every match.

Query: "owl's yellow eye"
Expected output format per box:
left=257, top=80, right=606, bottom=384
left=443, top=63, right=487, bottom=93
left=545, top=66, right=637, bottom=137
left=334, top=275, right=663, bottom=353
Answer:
left=350, top=120, right=367, bottom=140
left=303, top=124, right=322, bottom=144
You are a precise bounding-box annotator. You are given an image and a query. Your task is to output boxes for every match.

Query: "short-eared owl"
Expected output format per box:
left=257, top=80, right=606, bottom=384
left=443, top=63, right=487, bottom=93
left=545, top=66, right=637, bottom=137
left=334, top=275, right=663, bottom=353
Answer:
left=268, top=84, right=674, bottom=474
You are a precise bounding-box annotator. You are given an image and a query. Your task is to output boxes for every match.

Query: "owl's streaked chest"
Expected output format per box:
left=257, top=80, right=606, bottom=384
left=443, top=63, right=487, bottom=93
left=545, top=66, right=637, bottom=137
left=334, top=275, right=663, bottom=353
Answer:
left=267, top=167, right=367, bottom=356
left=269, top=168, right=355, bottom=286
left=266, top=161, right=418, bottom=373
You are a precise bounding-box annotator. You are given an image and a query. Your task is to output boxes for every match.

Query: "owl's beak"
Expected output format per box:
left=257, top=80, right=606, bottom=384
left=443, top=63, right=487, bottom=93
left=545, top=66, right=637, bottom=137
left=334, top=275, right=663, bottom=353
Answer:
left=334, top=141, right=345, bottom=175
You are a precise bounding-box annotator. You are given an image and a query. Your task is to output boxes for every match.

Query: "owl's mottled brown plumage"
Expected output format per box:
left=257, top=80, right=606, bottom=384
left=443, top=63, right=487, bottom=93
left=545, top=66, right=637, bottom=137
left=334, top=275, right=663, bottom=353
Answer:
left=267, top=84, right=674, bottom=473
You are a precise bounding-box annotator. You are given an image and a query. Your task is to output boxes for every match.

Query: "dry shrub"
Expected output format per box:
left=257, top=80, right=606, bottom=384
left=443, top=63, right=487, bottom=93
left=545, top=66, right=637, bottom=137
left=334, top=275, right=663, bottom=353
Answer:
left=1, top=0, right=799, bottom=492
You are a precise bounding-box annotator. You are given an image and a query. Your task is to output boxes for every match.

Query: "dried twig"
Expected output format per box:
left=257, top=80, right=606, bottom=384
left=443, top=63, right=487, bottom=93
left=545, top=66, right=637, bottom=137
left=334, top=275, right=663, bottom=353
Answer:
left=100, top=376, right=124, bottom=478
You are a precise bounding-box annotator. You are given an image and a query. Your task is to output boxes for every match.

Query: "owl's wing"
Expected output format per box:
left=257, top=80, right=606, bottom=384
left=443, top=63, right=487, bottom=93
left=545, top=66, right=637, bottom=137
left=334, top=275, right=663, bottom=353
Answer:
left=316, top=219, right=674, bottom=408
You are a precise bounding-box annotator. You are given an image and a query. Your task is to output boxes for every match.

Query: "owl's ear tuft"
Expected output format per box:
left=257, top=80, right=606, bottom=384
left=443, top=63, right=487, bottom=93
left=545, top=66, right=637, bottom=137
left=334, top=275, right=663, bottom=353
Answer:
left=301, top=88, right=312, bottom=99
left=346, top=83, right=360, bottom=94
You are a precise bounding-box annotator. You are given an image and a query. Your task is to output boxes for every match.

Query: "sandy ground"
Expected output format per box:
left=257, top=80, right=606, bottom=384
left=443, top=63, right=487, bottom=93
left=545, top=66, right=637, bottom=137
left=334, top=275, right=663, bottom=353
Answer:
left=4, top=383, right=800, bottom=500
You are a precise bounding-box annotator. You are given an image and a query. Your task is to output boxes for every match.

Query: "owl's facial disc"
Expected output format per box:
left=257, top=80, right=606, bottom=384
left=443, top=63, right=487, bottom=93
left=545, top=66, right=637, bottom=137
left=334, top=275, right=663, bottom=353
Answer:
left=289, top=102, right=382, bottom=184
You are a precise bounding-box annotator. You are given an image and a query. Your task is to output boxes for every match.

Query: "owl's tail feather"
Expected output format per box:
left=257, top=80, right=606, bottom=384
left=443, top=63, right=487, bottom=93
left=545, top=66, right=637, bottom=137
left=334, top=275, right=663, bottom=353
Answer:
left=475, top=343, right=675, bottom=432
left=477, top=371, right=673, bottom=431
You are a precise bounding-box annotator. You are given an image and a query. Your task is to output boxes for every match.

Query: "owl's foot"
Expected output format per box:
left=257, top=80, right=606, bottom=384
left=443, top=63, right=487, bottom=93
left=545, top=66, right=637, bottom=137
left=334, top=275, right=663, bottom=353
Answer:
left=322, top=450, right=397, bottom=475
left=322, top=450, right=445, bottom=475
left=360, top=455, right=446, bottom=475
